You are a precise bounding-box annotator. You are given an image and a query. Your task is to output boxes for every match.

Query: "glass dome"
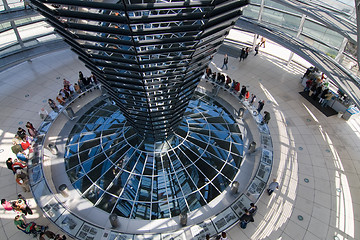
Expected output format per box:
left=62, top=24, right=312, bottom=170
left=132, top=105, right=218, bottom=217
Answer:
left=64, top=92, right=244, bottom=220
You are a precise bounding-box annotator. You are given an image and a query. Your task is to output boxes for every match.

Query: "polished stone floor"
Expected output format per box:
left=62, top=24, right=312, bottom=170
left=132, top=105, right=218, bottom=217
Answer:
left=0, top=45, right=359, bottom=240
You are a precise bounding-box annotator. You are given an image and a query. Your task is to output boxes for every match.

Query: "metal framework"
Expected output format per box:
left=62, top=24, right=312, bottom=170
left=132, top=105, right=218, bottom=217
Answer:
left=30, top=0, right=248, bottom=141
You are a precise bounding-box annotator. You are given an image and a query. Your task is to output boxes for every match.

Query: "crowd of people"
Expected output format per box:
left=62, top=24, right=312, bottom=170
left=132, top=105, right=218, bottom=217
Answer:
left=205, top=67, right=270, bottom=124
left=46, top=71, right=98, bottom=115
left=1, top=70, right=96, bottom=238
left=303, top=69, right=334, bottom=108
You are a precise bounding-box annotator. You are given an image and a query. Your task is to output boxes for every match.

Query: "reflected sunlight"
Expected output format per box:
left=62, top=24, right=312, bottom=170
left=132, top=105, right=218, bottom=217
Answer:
left=302, top=103, right=320, bottom=123
left=259, top=83, right=279, bottom=106
left=251, top=108, right=298, bottom=239
left=318, top=126, right=354, bottom=238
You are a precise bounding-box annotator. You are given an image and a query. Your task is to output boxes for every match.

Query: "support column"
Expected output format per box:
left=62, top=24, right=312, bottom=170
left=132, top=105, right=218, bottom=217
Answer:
left=287, top=14, right=306, bottom=66
left=10, top=21, right=24, bottom=48
left=334, top=38, right=348, bottom=64
left=253, top=0, right=265, bottom=49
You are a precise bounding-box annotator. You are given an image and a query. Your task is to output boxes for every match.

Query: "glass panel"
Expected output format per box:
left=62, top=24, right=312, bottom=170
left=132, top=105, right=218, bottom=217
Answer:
left=302, top=20, right=344, bottom=49
left=113, top=199, right=133, bottom=218
left=262, top=8, right=301, bottom=31
left=186, top=192, right=206, bottom=211
left=64, top=95, right=242, bottom=219
left=0, top=29, right=17, bottom=49
left=17, top=21, right=54, bottom=41
left=242, top=5, right=260, bottom=20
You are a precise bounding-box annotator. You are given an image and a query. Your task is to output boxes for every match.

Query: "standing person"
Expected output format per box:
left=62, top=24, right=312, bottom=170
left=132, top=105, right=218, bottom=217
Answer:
left=304, top=79, right=313, bottom=92
left=39, top=108, right=48, bottom=120
left=25, top=122, right=37, bottom=138
left=254, top=43, right=260, bottom=56
left=15, top=170, right=30, bottom=192
left=240, top=209, right=254, bottom=229
left=250, top=94, right=256, bottom=106
left=267, top=178, right=279, bottom=195
left=249, top=203, right=258, bottom=216
left=221, top=54, right=229, bottom=70
left=257, top=100, right=265, bottom=113
left=321, top=92, right=333, bottom=107
left=240, top=85, right=247, bottom=99
left=259, top=37, right=266, bottom=47
left=262, top=111, right=271, bottom=125
left=245, top=91, right=250, bottom=101
left=244, top=47, right=250, bottom=59
left=48, top=99, right=59, bottom=112
left=234, top=82, right=240, bottom=92
left=79, top=71, right=85, bottom=82
left=239, top=48, right=246, bottom=62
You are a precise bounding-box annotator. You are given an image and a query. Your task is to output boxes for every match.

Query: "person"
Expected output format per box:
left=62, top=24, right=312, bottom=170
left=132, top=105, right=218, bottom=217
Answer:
left=221, top=54, right=228, bottom=70
left=14, top=215, right=47, bottom=235
left=312, top=84, right=323, bottom=100
left=321, top=92, right=333, bottom=107
left=63, top=78, right=70, bottom=88
left=249, top=203, right=258, bottom=216
left=15, top=170, right=30, bottom=192
left=302, top=66, right=314, bottom=79
left=240, top=85, right=247, bottom=100
left=11, top=158, right=27, bottom=174
left=39, top=108, right=48, bottom=120
left=262, top=111, right=270, bottom=125
left=48, top=99, right=59, bottom=112
left=206, top=67, right=212, bottom=77
left=205, top=234, right=210, bottom=240
left=225, top=76, right=231, bottom=88
left=254, top=43, right=260, bottom=56
left=68, top=83, right=76, bottom=95
left=240, top=209, right=254, bottom=229
left=79, top=71, right=85, bottom=82
left=12, top=197, right=32, bottom=215
left=234, top=82, right=240, bottom=92
left=245, top=91, right=250, bottom=101
left=267, top=178, right=279, bottom=195
left=1, top=199, right=13, bottom=211
left=17, top=127, right=27, bottom=139
left=249, top=94, right=256, bottom=106
left=319, top=88, right=329, bottom=104
left=39, top=230, right=56, bottom=240
left=25, top=122, right=37, bottom=137
left=259, top=37, right=266, bottom=47
left=244, top=47, right=250, bottom=59
left=219, top=232, right=228, bottom=240
left=257, top=100, right=265, bottom=113
left=304, top=79, right=313, bottom=92
left=91, top=74, right=98, bottom=85
left=309, top=82, right=317, bottom=97
left=56, top=94, right=65, bottom=105
left=6, top=158, right=14, bottom=172
left=74, top=82, right=81, bottom=94
left=55, top=234, right=67, bottom=240
left=239, top=48, right=246, bottom=61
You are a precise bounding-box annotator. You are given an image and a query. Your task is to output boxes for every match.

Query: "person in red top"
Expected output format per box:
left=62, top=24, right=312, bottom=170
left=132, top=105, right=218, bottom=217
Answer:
left=235, top=82, right=240, bottom=92
left=21, top=140, right=30, bottom=150
left=245, top=91, right=250, bottom=101
left=11, top=158, right=27, bottom=174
